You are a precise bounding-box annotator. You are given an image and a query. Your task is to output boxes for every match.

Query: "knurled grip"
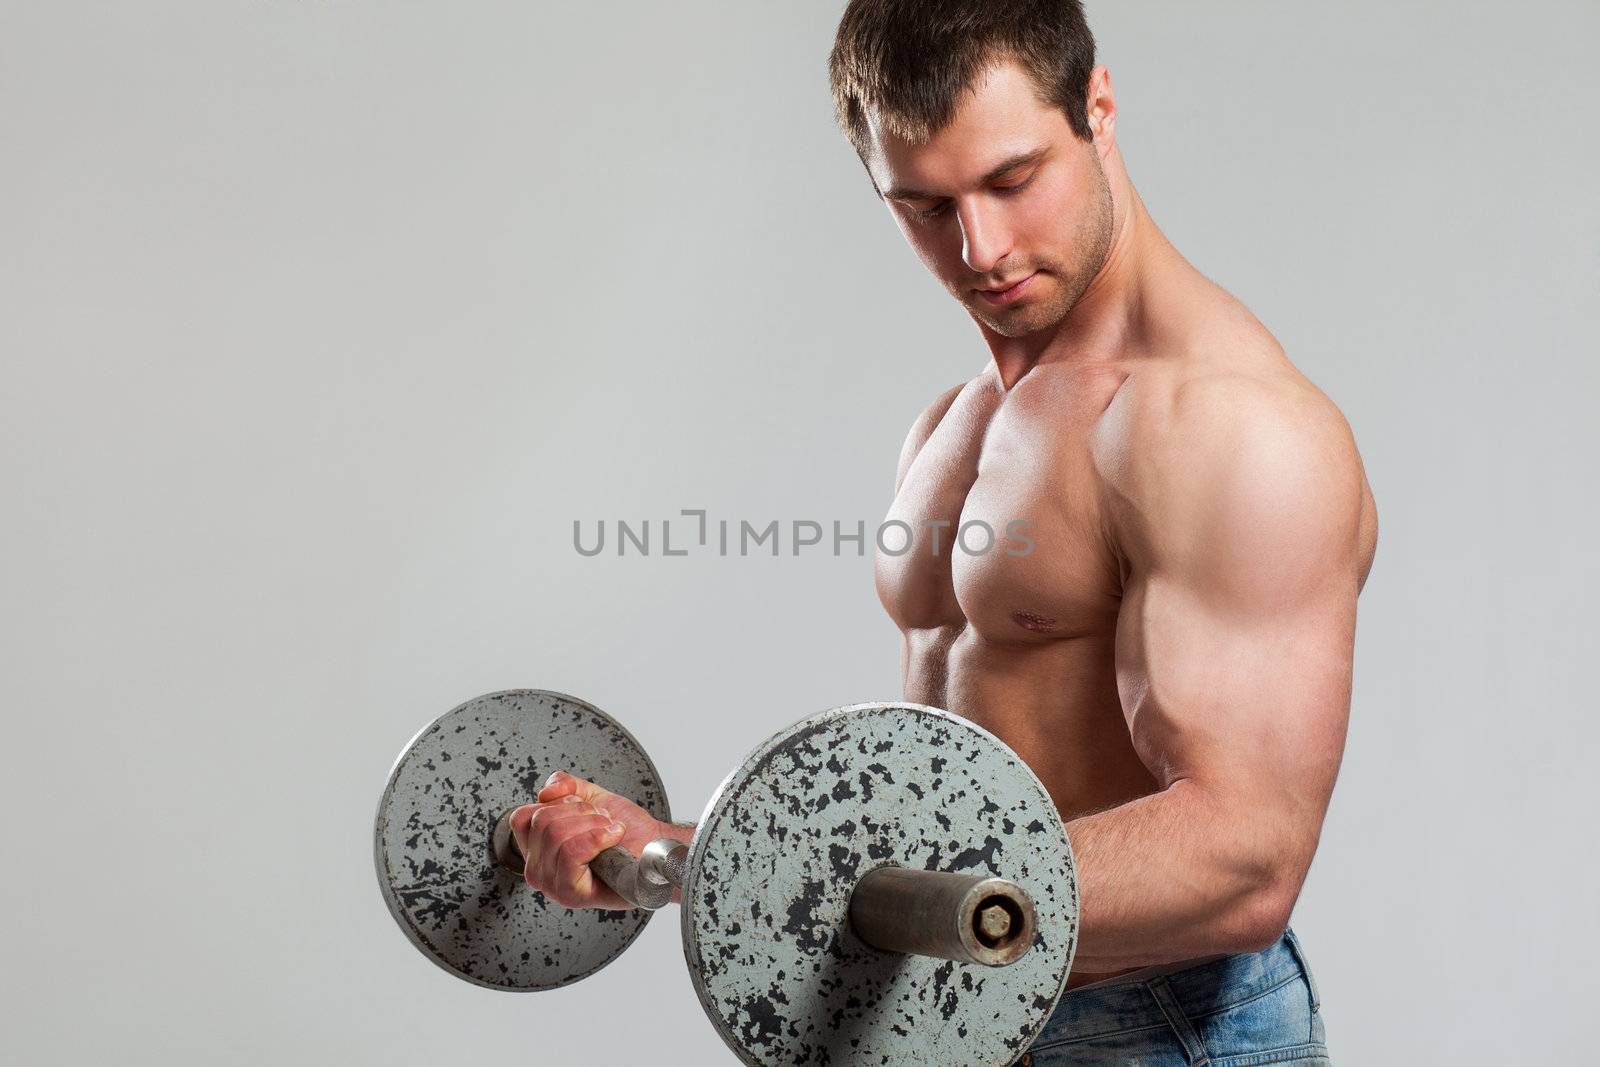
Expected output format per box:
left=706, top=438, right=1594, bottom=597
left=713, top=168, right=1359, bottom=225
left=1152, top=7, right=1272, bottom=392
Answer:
left=593, top=839, right=687, bottom=910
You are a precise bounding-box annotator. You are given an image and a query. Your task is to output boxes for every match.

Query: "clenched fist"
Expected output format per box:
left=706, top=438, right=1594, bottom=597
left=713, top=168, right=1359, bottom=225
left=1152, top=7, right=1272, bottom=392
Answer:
left=507, top=771, right=676, bottom=910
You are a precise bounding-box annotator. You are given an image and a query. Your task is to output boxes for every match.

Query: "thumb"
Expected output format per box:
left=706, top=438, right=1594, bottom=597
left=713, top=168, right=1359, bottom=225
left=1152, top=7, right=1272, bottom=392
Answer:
left=537, top=770, right=609, bottom=805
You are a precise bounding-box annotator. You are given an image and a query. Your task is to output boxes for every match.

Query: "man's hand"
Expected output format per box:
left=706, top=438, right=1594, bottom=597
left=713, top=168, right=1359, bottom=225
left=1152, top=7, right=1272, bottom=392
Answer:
left=507, top=772, right=668, bottom=910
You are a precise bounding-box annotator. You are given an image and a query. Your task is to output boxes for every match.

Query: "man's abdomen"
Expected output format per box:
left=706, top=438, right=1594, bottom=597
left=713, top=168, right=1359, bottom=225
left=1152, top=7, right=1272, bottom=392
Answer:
left=905, top=627, right=1159, bottom=818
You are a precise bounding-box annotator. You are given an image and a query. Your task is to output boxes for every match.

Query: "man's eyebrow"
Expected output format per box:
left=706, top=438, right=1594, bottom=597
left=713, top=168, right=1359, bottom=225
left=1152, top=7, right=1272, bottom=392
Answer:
left=882, top=147, right=1049, bottom=202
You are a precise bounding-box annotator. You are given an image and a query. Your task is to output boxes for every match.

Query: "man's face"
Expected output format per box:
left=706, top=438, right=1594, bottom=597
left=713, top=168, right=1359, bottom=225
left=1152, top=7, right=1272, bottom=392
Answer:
left=867, top=60, right=1113, bottom=338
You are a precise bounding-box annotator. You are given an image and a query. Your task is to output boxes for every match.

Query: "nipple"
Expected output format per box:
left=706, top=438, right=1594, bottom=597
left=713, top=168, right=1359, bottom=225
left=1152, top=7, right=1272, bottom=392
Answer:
left=1011, top=610, right=1058, bottom=633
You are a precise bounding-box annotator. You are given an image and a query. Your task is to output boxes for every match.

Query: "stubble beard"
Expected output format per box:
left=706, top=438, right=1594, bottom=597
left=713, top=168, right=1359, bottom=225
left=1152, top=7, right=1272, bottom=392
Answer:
left=962, top=152, right=1115, bottom=339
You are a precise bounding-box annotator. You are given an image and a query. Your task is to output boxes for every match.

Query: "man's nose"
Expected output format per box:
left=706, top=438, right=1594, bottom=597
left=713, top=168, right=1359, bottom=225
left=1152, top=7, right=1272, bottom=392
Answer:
left=959, top=201, right=1012, bottom=275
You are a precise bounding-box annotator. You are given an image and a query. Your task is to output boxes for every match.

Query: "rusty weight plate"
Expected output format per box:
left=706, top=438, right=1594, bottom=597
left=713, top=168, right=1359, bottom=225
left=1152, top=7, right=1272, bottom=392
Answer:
left=374, top=689, right=671, bottom=991
left=681, top=702, right=1078, bottom=1065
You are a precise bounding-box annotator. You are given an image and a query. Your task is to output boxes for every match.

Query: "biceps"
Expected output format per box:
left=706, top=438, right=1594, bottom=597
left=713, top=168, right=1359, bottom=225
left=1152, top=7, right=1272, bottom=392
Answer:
left=1115, top=571, right=1355, bottom=811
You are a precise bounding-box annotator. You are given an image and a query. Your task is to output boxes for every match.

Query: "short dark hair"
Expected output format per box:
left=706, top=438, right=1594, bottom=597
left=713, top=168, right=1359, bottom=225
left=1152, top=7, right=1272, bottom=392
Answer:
left=828, top=0, right=1098, bottom=171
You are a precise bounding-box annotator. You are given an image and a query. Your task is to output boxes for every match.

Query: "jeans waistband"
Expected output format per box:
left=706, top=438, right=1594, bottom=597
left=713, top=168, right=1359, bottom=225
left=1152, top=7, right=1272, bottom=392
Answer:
left=1037, top=929, right=1309, bottom=1045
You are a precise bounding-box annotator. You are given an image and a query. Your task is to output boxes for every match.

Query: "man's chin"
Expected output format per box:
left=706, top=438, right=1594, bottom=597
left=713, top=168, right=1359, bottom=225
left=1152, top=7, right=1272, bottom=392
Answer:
left=968, top=302, right=1059, bottom=338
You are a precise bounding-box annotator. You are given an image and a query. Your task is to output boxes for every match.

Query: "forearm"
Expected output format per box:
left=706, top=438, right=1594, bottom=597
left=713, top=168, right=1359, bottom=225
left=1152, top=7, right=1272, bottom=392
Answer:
left=1065, top=779, right=1288, bottom=972
left=641, top=792, right=1287, bottom=959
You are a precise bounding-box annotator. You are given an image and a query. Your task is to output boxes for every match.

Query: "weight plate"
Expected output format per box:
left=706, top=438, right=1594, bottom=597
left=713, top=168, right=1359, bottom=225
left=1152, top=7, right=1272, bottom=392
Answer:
left=682, top=702, right=1077, bottom=1066
left=374, top=689, right=670, bottom=991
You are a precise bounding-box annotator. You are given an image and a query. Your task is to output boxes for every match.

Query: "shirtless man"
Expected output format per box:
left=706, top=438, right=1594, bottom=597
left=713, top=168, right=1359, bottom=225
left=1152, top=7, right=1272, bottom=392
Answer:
left=514, top=2, right=1375, bottom=1062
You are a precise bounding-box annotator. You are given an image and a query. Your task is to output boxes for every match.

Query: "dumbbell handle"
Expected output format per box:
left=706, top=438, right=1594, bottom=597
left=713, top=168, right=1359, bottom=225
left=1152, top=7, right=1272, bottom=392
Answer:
left=492, top=810, right=688, bottom=911
left=849, top=866, right=1037, bottom=967
left=591, top=838, right=689, bottom=910
left=494, top=809, right=1036, bottom=966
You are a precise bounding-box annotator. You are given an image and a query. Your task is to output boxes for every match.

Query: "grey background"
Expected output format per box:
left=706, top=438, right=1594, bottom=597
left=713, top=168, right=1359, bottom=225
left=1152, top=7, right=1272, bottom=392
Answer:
left=3, top=1, right=1595, bottom=1062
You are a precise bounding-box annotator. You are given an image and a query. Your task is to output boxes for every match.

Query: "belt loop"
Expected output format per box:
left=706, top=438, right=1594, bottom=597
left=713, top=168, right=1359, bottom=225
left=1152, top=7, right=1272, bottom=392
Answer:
left=1145, top=975, right=1210, bottom=1065
left=1283, top=927, right=1322, bottom=1013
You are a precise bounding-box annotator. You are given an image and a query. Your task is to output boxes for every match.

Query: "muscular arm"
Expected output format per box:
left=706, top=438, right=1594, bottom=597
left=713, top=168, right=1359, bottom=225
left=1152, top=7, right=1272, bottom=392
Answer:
left=1067, top=375, right=1369, bottom=970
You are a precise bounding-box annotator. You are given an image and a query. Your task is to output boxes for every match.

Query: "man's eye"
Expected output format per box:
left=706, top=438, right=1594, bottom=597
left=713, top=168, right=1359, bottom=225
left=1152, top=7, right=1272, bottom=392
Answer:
left=915, top=202, right=950, bottom=221
left=994, top=175, right=1034, bottom=195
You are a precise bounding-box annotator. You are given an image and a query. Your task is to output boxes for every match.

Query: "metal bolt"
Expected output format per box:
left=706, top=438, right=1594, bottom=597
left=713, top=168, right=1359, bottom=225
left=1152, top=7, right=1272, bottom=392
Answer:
left=977, top=903, right=1013, bottom=942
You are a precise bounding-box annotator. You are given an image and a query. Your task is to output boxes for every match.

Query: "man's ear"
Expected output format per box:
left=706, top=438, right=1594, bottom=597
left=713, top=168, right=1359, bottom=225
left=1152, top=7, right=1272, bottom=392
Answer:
left=1086, top=65, right=1117, bottom=152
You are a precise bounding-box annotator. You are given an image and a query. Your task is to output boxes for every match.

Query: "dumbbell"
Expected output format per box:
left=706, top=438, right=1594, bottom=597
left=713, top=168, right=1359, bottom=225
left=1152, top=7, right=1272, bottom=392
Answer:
left=374, top=690, right=1080, bottom=1065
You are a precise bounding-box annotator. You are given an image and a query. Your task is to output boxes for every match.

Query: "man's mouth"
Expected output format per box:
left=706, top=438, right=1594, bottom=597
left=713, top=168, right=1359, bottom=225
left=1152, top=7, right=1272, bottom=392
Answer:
left=974, top=272, right=1038, bottom=306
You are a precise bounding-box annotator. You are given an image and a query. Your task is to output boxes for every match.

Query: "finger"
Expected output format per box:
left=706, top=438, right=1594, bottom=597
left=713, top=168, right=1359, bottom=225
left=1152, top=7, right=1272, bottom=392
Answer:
left=531, top=812, right=611, bottom=889
left=514, top=799, right=605, bottom=859
left=511, top=800, right=583, bottom=853
left=554, top=823, right=627, bottom=903
left=536, top=770, right=579, bottom=803
left=531, top=812, right=617, bottom=895
left=538, top=771, right=610, bottom=806
left=508, top=804, right=539, bottom=855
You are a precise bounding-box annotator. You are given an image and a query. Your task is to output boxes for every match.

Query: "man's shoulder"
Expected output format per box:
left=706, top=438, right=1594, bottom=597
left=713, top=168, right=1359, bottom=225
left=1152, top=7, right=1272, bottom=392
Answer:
left=911, top=379, right=971, bottom=437
left=1106, top=308, right=1352, bottom=475
left=1098, top=338, right=1366, bottom=561
left=892, top=373, right=988, bottom=492
left=1170, top=366, right=1344, bottom=454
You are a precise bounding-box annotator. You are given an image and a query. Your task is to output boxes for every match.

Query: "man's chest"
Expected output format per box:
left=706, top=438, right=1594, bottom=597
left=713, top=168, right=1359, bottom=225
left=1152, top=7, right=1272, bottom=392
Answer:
left=875, top=368, right=1129, bottom=644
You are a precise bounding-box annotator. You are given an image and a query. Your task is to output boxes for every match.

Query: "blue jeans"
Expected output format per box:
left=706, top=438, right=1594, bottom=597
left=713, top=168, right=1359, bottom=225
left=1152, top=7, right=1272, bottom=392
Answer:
left=1020, top=929, right=1331, bottom=1066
